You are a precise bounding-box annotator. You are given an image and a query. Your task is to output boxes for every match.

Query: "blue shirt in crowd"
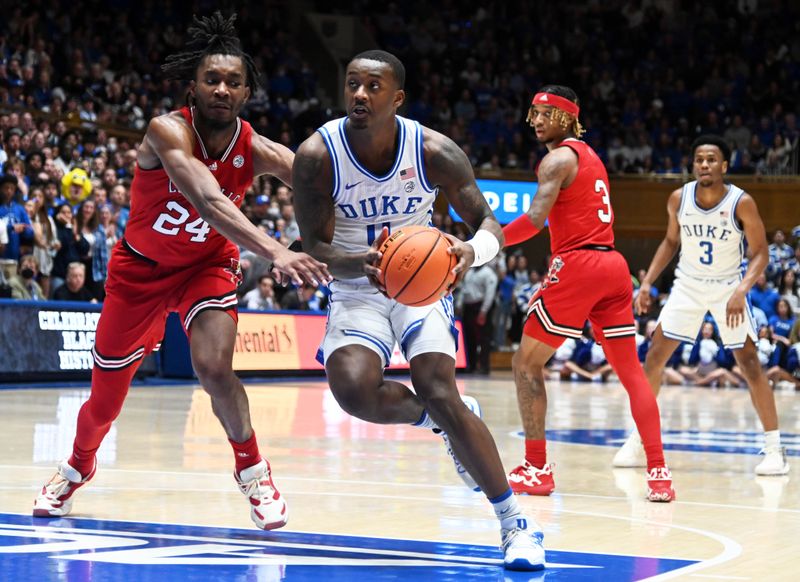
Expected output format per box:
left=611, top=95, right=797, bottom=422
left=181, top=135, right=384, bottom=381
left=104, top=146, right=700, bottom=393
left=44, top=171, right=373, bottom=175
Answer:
left=0, top=201, right=33, bottom=261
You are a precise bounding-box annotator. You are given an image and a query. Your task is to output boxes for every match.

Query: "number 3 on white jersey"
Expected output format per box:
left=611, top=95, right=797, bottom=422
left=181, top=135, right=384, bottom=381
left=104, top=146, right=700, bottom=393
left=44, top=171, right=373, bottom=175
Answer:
left=152, top=200, right=211, bottom=242
left=595, top=179, right=612, bottom=223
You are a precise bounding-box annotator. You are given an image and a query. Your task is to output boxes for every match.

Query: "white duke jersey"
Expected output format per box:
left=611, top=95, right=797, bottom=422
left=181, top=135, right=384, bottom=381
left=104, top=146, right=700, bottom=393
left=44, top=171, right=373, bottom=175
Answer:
left=676, top=181, right=746, bottom=280
left=317, top=116, right=436, bottom=284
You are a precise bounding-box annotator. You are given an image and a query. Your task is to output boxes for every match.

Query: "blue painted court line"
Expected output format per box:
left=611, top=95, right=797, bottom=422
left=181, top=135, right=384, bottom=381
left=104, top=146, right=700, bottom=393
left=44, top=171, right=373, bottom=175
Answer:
left=0, top=512, right=695, bottom=581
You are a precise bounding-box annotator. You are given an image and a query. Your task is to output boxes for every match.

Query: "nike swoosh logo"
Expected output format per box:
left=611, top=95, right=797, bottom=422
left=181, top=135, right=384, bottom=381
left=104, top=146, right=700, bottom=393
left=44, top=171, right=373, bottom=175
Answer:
left=344, top=182, right=362, bottom=190
left=499, top=507, right=513, bottom=515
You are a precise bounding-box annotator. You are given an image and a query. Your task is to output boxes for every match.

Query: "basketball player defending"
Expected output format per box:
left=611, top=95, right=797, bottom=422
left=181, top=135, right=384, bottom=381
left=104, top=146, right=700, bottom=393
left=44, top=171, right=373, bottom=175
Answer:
left=502, top=86, right=675, bottom=502
left=33, top=13, right=330, bottom=529
left=292, top=50, right=545, bottom=571
left=613, top=135, right=789, bottom=476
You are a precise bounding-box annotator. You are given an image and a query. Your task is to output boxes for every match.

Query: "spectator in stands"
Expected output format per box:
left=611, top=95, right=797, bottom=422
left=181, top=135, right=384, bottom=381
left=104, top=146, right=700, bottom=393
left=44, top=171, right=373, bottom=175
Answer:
left=0, top=173, right=33, bottom=262
left=562, top=324, right=613, bottom=382
left=8, top=254, right=44, bottom=300
left=767, top=229, right=793, bottom=283
left=52, top=261, right=96, bottom=302
left=778, top=269, right=799, bottom=314
left=26, top=189, right=58, bottom=297
left=457, top=260, right=499, bottom=375
left=636, top=319, right=685, bottom=385
left=750, top=273, right=780, bottom=320
left=75, top=199, right=108, bottom=299
left=787, top=241, right=800, bottom=276
left=678, top=321, right=732, bottom=386
left=493, top=254, right=517, bottom=350
left=241, top=275, right=277, bottom=311
left=50, top=203, right=89, bottom=295
left=280, top=282, right=328, bottom=311
left=770, top=298, right=797, bottom=365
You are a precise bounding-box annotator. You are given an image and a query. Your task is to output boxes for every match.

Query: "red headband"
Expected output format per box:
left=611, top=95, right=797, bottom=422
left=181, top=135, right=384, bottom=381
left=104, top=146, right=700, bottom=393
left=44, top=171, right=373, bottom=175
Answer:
left=532, top=92, right=580, bottom=117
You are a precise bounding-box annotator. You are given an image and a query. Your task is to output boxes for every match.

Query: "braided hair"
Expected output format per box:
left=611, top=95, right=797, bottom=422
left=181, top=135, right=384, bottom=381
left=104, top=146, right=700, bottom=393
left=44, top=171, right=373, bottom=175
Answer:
left=527, top=84, right=585, bottom=138
left=161, top=11, right=260, bottom=91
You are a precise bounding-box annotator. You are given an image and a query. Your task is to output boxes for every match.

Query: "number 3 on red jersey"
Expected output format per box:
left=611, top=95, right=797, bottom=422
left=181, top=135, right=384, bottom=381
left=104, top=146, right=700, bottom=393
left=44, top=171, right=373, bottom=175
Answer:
left=152, top=200, right=211, bottom=242
left=595, top=179, right=612, bottom=224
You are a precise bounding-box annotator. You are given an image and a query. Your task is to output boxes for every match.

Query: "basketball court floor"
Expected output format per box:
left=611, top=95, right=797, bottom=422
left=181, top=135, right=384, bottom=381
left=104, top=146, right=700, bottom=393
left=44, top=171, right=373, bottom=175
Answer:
left=0, top=373, right=798, bottom=581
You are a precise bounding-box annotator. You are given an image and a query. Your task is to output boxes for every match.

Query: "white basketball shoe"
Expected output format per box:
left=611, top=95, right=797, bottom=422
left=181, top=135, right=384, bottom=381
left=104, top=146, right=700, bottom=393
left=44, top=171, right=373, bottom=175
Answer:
left=235, top=459, right=289, bottom=530
left=755, top=446, right=790, bottom=476
left=33, top=459, right=96, bottom=517
left=501, top=520, right=546, bottom=571
left=612, top=431, right=647, bottom=468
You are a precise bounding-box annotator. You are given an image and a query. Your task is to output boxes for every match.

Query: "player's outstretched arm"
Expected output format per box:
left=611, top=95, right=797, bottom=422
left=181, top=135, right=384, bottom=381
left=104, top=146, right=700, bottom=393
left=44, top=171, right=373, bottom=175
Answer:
left=423, top=129, right=502, bottom=284
left=634, top=188, right=682, bottom=314
left=146, top=115, right=329, bottom=286
left=502, top=147, right=576, bottom=246
left=292, top=133, right=379, bottom=279
left=252, top=133, right=294, bottom=186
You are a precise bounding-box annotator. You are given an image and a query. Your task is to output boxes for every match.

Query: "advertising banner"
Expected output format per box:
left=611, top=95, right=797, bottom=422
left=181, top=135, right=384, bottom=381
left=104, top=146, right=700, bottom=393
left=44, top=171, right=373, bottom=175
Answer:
left=449, top=178, right=539, bottom=224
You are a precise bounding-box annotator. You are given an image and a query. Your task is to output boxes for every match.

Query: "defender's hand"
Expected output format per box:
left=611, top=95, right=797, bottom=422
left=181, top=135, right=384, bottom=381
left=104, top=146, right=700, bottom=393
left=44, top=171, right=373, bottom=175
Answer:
left=272, top=249, right=331, bottom=287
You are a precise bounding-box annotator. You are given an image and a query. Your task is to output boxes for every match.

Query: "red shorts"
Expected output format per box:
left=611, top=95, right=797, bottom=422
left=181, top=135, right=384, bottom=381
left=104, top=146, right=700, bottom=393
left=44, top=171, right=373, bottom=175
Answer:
left=91, top=241, right=240, bottom=371
left=523, top=249, right=637, bottom=348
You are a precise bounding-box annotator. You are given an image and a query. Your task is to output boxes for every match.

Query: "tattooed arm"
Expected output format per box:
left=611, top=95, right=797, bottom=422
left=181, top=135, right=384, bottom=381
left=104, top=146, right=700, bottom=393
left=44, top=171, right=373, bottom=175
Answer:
left=423, top=128, right=503, bottom=283
left=292, top=133, right=381, bottom=280
left=523, top=146, right=577, bottom=229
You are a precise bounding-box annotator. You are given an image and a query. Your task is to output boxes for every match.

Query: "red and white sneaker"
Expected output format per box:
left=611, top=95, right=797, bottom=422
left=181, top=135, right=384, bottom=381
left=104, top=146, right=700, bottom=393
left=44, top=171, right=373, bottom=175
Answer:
left=33, top=459, right=96, bottom=517
left=646, top=466, right=676, bottom=502
left=508, top=462, right=555, bottom=496
left=235, top=459, right=288, bottom=530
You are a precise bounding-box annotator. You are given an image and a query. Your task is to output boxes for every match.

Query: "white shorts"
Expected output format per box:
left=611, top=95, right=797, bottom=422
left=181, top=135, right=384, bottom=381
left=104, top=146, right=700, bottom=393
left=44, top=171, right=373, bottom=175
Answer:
left=318, top=280, right=458, bottom=367
left=658, top=273, right=757, bottom=349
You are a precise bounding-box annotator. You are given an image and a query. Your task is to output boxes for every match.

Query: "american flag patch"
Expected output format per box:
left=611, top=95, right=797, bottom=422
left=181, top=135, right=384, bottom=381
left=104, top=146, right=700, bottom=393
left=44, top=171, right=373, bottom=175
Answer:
left=400, top=167, right=416, bottom=180
left=720, top=210, right=729, bottom=218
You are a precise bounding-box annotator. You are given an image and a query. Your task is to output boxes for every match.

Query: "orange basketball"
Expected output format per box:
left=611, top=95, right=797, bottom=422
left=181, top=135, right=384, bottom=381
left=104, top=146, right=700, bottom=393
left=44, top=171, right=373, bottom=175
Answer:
left=378, top=225, right=457, bottom=307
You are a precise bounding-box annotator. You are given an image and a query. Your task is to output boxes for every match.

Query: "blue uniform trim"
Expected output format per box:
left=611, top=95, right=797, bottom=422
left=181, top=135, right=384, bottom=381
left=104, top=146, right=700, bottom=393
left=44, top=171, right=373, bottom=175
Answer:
left=339, top=117, right=406, bottom=182
left=317, top=127, right=341, bottom=201
left=729, top=186, right=745, bottom=234
left=343, top=329, right=392, bottom=364
left=414, top=121, right=436, bottom=194
left=691, top=182, right=737, bottom=215
left=400, top=318, right=425, bottom=356
left=488, top=488, right=514, bottom=504
left=661, top=329, right=697, bottom=344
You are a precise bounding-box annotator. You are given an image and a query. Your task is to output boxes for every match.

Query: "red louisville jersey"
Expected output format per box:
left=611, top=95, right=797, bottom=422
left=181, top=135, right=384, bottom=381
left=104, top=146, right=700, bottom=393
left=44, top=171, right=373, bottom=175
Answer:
left=543, top=138, right=615, bottom=254
left=124, top=106, right=254, bottom=267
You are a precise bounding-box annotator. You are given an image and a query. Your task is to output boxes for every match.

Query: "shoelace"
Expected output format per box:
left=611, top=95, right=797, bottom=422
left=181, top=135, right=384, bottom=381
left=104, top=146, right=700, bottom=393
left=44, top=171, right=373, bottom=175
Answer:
left=502, top=527, right=543, bottom=551
left=43, top=475, right=72, bottom=499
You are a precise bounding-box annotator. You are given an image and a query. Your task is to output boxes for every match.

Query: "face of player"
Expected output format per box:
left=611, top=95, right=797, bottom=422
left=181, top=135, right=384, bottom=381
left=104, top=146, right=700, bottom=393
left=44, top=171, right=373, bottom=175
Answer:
left=191, top=54, right=251, bottom=129
left=344, top=59, right=404, bottom=131
left=700, top=322, right=714, bottom=339
left=528, top=104, right=566, bottom=145
left=692, top=145, right=728, bottom=188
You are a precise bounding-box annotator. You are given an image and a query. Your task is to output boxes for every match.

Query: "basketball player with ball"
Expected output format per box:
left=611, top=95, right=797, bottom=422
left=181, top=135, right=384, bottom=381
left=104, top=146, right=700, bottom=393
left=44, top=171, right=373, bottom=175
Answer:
left=292, top=50, right=545, bottom=571
left=502, top=85, right=675, bottom=502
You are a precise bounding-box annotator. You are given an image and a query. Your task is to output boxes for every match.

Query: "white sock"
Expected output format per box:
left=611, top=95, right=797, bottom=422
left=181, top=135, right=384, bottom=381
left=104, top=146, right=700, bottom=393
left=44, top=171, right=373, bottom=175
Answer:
left=764, top=430, right=781, bottom=449
left=412, top=410, right=439, bottom=430
left=490, top=488, right=527, bottom=530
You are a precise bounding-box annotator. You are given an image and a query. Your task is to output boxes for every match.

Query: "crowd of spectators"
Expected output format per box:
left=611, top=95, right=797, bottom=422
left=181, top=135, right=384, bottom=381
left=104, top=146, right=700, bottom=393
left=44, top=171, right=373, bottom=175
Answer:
left=331, top=0, right=800, bottom=175
left=0, top=1, right=799, bottom=385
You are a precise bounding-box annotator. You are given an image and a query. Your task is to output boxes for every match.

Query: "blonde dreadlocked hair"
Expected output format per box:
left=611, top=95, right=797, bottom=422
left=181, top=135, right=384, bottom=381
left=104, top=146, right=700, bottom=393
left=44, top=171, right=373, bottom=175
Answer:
left=527, top=85, right=586, bottom=138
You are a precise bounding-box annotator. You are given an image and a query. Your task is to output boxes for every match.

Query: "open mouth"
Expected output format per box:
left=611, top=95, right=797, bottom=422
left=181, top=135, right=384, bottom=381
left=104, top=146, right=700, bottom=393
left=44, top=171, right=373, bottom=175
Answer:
left=351, top=105, right=369, bottom=116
